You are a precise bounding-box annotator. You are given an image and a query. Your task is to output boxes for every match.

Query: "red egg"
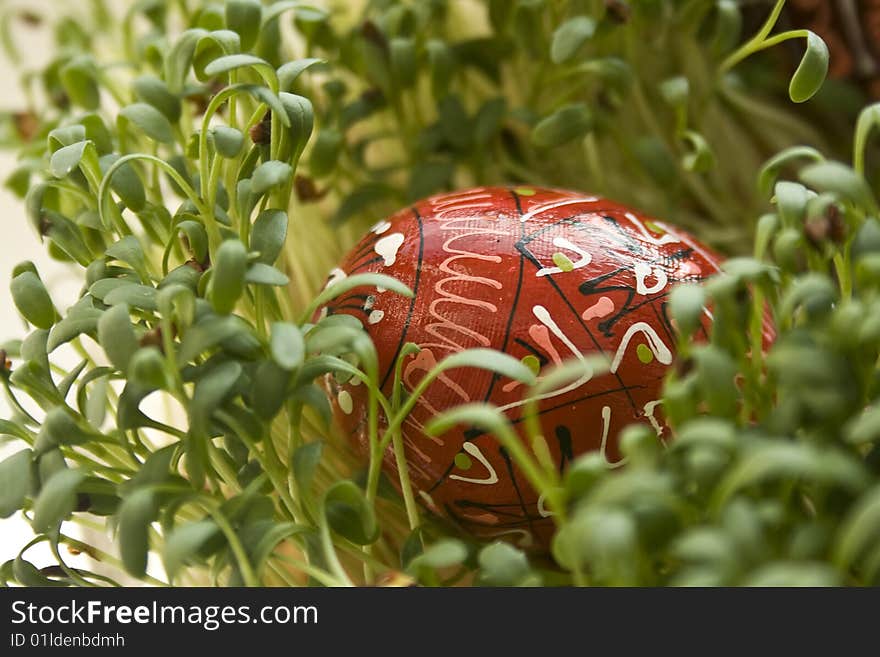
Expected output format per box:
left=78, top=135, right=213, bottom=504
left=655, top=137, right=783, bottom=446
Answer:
left=320, top=186, right=726, bottom=548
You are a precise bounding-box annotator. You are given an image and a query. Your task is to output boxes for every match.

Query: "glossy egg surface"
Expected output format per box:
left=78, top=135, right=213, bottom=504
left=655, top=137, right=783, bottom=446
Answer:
left=321, top=186, right=724, bottom=547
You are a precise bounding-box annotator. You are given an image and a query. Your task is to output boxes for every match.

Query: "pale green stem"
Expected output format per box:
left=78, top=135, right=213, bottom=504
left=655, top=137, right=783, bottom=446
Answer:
left=720, top=0, right=788, bottom=72
left=203, top=505, right=259, bottom=587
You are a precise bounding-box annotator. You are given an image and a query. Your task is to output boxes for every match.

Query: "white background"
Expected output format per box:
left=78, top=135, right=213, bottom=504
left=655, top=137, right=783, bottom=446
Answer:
left=0, top=2, right=92, bottom=570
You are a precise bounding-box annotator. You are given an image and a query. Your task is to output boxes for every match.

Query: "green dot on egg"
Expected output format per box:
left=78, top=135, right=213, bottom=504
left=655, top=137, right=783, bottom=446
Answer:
left=454, top=452, right=473, bottom=470
left=521, top=354, right=541, bottom=375
left=514, top=187, right=536, bottom=196
left=636, top=343, right=654, bottom=364
left=644, top=220, right=665, bottom=234
left=551, top=252, right=574, bottom=272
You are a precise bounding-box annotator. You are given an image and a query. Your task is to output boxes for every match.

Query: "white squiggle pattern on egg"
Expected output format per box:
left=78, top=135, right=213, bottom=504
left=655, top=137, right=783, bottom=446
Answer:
left=324, top=267, right=347, bottom=289
left=537, top=494, right=553, bottom=518
left=422, top=190, right=505, bottom=353
left=450, top=442, right=499, bottom=485
left=418, top=490, right=439, bottom=513
left=623, top=212, right=681, bottom=246
left=374, top=232, right=405, bottom=266
left=644, top=399, right=664, bottom=436
left=535, top=236, right=592, bottom=277
left=518, top=197, right=599, bottom=223
left=371, top=220, right=391, bottom=234
left=483, top=528, right=534, bottom=548
left=610, top=321, right=672, bottom=373
left=661, top=220, right=722, bottom=268
left=634, top=262, right=668, bottom=295
left=598, top=405, right=626, bottom=468
left=496, top=305, right=594, bottom=413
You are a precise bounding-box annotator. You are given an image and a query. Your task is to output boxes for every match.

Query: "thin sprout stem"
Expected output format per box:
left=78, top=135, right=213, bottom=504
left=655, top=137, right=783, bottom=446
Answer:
left=720, top=0, right=788, bottom=73
left=59, top=533, right=170, bottom=587
left=203, top=504, right=259, bottom=587
left=318, top=519, right=354, bottom=586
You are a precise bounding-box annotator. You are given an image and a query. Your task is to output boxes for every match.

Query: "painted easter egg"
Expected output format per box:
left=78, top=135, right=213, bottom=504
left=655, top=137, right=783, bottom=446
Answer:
left=320, top=186, right=723, bottom=548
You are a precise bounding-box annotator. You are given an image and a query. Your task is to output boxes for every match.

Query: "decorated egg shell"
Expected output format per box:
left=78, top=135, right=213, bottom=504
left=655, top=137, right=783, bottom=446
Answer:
left=320, top=186, right=724, bottom=549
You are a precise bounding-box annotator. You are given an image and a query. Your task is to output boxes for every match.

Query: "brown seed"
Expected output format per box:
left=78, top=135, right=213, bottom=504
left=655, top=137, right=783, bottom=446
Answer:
left=360, top=87, right=385, bottom=106
left=374, top=570, right=416, bottom=587
left=39, top=213, right=52, bottom=236
left=804, top=215, right=830, bottom=247
left=361, top=20, right=388, bottom=54
left=183, top=79, right=226, bottom=116
left=50, top=91, right=69, bottom=111
left=597, top=89, right=618, bottom=112
left=185, top=81, right=226, bottom=117
left=67, top=543, right=99, bottom=559
left=605, top=0, right=631, bottom=23
left=76, top=493, right=92, bottom=512
left=18, top=11, right=41, bottom=26
left=185, top=258, right=206, bottom=272
left=826, top=204, right=847, bottom=244
left=675, top=356, right=695, bottom=378
left=13, top=111, right=39, bottom=142
left=187, top=94, right=209, bottom=116
left=249, top=111, right=272, bottom=145
left=139, top=325, right=164, bottom=349
left=294, top=174, right=327, bottom=202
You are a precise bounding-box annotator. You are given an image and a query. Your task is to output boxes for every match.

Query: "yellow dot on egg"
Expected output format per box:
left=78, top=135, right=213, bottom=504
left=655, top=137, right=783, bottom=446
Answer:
left=514, top=187, right=536, bottom=196
left=454, top=452, right=473, bottom=470
left=637, top=343, right=654, bottom=364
